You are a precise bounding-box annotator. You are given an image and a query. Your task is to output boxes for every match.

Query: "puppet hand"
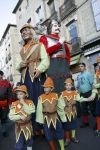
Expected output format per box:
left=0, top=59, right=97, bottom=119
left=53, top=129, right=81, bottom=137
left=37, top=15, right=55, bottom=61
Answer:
left=34, top=69, right=41, bottom=78
left=59, top=37, right=66, bottom=44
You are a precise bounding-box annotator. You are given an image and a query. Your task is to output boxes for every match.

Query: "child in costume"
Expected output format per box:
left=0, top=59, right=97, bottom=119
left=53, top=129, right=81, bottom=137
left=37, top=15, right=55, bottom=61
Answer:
left=94, top=56, right=100, bottom=136
left=9, top=85, right=35, bottom=150
left=58, top=78, right=89, bottom=146
left=36, top=77, right=65, bottom=150
left=88, top=56, right=100, bottom=136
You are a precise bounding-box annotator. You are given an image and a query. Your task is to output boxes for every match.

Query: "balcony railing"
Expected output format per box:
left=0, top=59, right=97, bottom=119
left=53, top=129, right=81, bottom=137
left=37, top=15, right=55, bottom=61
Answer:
left=69, top=37, right=81, bottom=56
left=59, top=0, right=76, bottom=21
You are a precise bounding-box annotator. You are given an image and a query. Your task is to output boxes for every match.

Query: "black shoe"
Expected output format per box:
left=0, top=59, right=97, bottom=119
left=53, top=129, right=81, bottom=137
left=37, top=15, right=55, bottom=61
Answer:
left=64, top=140, right=70, bottom=147
left=94, top=130, right=100, bottom=137
left=3, top=132, right=9, bottom=137
left=71, top=138, right=79, bottom=143
left=80, top=123, right=89, bottom=128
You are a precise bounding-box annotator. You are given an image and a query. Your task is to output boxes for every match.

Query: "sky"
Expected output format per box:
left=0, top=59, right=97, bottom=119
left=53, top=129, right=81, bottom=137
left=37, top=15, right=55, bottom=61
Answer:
left=0, top=0, right=18, bottom=39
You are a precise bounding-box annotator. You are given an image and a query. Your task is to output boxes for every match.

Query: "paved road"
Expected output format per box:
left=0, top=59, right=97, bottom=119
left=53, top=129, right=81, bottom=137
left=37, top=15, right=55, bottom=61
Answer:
left=0, top=117, right=100, bottom=150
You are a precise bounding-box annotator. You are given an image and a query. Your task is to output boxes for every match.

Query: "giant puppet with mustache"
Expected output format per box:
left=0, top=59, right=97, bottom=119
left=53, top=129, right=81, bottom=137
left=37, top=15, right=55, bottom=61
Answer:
left=39, top=20, right=71, bottom=94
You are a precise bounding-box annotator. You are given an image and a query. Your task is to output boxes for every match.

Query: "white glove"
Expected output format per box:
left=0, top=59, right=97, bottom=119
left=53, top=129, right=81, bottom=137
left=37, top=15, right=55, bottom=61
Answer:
left=59, top=37, right=66, bottom=44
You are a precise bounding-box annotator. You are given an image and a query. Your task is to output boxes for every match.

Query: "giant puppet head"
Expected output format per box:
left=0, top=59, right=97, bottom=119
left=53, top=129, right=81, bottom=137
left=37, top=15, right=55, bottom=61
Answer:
left=20, top=24, right=35, bottom=42
left=47, top=20, right=60, bottom=34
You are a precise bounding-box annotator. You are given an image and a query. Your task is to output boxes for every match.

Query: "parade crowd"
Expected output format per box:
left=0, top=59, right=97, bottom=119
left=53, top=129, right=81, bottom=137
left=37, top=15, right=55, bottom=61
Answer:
left=0, top=20, right=100, bottom=150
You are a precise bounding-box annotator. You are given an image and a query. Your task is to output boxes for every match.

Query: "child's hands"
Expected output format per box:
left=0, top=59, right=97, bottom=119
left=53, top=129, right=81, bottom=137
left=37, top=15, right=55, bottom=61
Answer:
left=20, top=114, right=31, bottom=121
left=20, top=115, right=26, bottom=121
left=84, top=96, right=95, bottom=102
left=89, top=96, right=95, bottom=101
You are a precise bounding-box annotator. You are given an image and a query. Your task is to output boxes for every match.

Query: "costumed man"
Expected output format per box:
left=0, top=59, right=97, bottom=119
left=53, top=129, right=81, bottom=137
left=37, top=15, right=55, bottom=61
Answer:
left=36, top=77, right=65, bottom=150
left=17, top=24, right=49, bottom=133
left=58, top=78, right=89, bottom=146
left=9, top=85, right=35, bottom=150
left=0, top=70, right=13, bottom=137
left=39, top=20, right=71, bottom=94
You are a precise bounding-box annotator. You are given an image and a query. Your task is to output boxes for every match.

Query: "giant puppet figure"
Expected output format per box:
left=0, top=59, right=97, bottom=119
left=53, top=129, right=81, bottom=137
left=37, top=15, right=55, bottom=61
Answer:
left=39, top=20, right=71, bottom=94
left=18, top=24, right=49, bottom=132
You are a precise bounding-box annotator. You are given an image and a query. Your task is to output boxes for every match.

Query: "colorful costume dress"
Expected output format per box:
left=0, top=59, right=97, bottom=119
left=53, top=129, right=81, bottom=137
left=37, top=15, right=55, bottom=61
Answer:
left=9, top=99, right=35, bottom=150
left=36, top=92, right=64, bottom=141
left=58, top=89, right=86, bottom=142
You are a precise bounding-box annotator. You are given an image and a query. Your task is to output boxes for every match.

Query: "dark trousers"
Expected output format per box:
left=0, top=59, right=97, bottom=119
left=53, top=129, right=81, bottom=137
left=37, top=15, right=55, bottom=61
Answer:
left=96, top=96, right=100, bottom=116
left=15, top=132, right=33, bottom=150
left=47, top=58, right=71, bottom=94
left=63, top=117, right=77, bottom=131
left=43, top=120, right=64, bottom=141
left=80, top=91, right=96, bottom=117
left=0, top=108, right=8, bottom=133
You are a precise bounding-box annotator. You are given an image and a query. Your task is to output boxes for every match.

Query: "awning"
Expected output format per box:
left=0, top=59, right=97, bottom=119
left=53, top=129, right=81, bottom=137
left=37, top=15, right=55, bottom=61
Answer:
left=70, top=54, right=81, bottom=65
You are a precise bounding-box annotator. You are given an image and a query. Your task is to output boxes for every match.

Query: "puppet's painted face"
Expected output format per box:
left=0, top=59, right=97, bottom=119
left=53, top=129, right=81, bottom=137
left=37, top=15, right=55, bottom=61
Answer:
left=51, top=21, right=60, bottom=34
left=21, top=27, right=33, bottom=41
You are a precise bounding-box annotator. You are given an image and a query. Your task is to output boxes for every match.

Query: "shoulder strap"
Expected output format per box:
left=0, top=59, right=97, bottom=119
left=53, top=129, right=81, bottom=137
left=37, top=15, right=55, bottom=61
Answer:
left=25, top=44, right=40, bottom=61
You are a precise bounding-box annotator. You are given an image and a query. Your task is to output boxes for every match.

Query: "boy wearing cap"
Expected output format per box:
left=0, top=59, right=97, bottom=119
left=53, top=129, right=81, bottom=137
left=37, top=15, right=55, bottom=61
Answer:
left=9, top=85, right=35, bottom=150
left=36, top=77, right=65, bottom=150
left=58, top=78, right=89, bottom=146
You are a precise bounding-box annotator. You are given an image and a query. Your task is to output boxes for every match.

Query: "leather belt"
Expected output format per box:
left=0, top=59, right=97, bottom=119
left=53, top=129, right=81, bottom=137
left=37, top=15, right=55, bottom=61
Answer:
left=26, top=59, right=41, bottom=64
left=16, top=120, right=31, bottom=126
left=43, top=111, right=57, bottom=115
left=51, top=54, right=66, bottom=58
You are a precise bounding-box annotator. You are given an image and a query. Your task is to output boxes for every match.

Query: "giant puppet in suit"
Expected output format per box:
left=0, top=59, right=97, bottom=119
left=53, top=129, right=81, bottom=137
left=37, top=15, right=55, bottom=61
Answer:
left=39, top=20, right=71, bottom=94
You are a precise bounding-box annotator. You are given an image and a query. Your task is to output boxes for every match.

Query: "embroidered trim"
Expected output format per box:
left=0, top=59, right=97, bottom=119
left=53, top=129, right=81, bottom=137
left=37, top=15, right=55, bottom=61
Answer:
left=44, top=116, right=58, bottom=129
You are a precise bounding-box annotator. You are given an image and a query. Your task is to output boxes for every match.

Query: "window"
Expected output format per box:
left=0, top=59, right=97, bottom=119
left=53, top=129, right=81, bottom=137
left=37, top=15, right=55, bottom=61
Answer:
left=67, top=21, right=78, bottom=41
left=19, top=7, right=21, bottom=11
left=8, top=53, right=11, bottom=61
left=92, top=0, right=100, bottom=31
left=36, top=6, right=44, bottom=22
left=47, top=0, right=55, bottom=15
left=27, top=17, right=31, bottom=23
left=67, top=20, right=80, bottom=55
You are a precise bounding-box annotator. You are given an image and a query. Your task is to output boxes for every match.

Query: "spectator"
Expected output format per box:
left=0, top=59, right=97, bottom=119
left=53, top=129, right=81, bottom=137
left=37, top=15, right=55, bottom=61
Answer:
left=77, top=63, right=95, bottom=128
left=0, top=70, right=13, bottom=137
